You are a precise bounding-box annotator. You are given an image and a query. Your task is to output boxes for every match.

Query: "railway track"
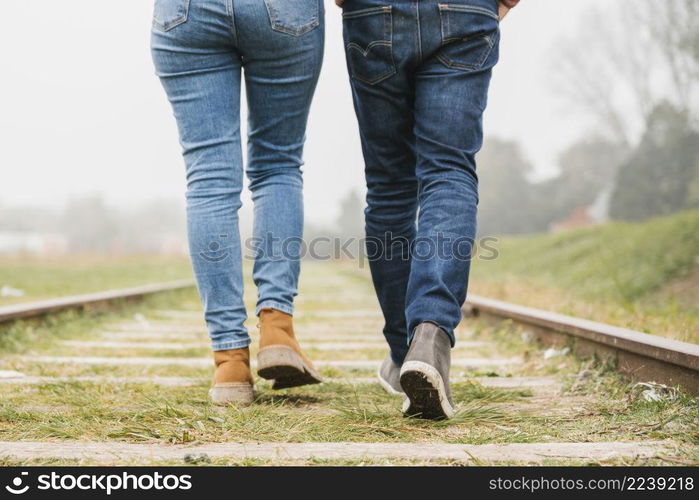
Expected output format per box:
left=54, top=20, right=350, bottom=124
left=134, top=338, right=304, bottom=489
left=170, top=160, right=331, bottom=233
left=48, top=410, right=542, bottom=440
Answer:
left=1, top=278, right=695, bottom=395
left=0, top=265, right=696, bottom=465
left=0, top=280, right=195, bottom=324
left=464, top=295, right=699, bottom=396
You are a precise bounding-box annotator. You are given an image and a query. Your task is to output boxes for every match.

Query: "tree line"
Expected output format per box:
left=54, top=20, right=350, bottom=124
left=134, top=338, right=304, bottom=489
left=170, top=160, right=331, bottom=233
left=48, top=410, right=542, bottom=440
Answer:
left=477, top=0, right=699, bottom=235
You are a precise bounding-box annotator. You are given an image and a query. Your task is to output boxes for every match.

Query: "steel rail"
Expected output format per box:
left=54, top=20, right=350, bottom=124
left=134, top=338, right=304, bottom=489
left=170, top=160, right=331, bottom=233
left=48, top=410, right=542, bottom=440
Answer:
left=0, top=280, right=195, bottom=324
left=1, top=282, right=695, bottom=394
left=464, top=294, right=699, bottom=395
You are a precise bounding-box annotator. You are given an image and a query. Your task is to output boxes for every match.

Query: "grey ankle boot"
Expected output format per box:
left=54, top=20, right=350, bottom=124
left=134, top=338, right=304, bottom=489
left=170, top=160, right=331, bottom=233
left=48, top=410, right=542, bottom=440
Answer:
left=377, top=356, right=404, bottom=395
left=399, top=322, right=454, bottom=419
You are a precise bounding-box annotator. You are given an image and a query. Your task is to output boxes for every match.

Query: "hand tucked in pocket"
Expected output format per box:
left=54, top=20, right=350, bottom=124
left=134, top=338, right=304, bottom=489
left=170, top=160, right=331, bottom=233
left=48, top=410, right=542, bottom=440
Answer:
left=499, top=0, right=521, bottom=20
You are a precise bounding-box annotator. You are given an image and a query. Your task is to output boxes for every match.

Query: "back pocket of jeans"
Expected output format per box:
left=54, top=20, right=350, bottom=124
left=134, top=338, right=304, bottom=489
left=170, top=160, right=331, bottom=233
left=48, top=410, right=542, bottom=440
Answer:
left=343, top=6, right=395, bottom=85
left=437, top=3, right=499, bottom=71
left=153, top=0, right=191, bottom=32
left=264, top=0, right=320, bottom=36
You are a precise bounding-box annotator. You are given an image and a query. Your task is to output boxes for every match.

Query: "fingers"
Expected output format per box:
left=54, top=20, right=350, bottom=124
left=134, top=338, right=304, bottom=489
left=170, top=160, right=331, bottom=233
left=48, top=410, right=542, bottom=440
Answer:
left=335, top=0, right=344, bottom=6
left=498, top=3, right=510, bottom=20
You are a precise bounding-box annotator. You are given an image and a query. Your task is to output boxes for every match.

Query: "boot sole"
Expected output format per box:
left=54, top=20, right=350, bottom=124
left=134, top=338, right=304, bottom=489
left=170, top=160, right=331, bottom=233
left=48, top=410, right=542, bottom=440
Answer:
left=400, top=360, right=454, bottom=420
left=209, top=382, right=255, bottom=405
left=257, top=345, right=323, bottom=390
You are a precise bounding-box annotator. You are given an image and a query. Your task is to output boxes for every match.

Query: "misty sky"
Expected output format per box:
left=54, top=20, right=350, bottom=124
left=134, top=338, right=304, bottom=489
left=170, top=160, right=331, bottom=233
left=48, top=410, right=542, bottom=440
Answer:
left=1, top=0, right=608, bottom=226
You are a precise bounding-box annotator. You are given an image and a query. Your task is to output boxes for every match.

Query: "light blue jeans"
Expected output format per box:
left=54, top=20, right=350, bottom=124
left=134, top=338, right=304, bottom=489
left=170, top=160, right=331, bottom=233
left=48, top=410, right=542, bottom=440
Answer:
left=151, top=0, right=324, bottom=350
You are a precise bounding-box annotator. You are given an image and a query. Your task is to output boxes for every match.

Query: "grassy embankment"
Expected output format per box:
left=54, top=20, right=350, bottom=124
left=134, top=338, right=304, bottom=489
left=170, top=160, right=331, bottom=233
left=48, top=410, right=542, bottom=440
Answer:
left=0, top=255, right=192, bottom=306
left=470, top=209, right=699, bottom=343
left=1, top=210, right=697, bottom=343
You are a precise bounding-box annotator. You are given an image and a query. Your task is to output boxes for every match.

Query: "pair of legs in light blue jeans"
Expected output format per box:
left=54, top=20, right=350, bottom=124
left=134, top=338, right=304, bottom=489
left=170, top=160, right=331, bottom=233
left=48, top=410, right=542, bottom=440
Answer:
left=151, top=0, right=324, bottom=350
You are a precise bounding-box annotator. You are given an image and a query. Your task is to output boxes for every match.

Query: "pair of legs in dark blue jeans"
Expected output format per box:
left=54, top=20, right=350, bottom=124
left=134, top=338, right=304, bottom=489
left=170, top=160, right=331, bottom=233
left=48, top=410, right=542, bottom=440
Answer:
left=342, top=0, right=499, bottom=365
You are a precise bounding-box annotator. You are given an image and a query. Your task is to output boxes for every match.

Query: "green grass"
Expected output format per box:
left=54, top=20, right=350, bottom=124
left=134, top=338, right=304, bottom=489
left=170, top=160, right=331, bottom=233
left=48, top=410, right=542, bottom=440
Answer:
left=0, top=380, right=515, bottom=444
left=471, top=210, right=699, bottom=342
left=0, top=364, right=694, bottom=452
left=0, top=259, right=696, bottom=465
left=0, top=288, right=201, bottom=355
left=0, top=298, right=694, bottom=459
left=0, top=254, right=192, bottom=305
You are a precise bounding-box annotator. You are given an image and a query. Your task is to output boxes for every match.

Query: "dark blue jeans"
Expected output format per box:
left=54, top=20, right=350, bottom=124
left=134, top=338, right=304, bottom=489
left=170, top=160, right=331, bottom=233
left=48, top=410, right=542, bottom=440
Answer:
left=342, top=0, right=500, bottom=364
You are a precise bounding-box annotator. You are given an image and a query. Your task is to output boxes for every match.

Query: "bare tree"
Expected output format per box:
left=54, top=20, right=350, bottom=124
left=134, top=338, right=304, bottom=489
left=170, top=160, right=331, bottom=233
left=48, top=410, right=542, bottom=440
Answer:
left=553, top=0, right=699, bottom=143
left=644, top=0, right=699, bottom=112
left=553, top=12, right=626, bottom=145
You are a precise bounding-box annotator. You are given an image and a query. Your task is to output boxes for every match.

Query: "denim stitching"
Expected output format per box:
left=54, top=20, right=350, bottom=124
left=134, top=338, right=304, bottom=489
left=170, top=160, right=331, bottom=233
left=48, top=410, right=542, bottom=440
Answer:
left=264, top=0, right=320, bottom=37
left=152, top=0, right=192, bottom=32
left=256, top=301, right=294, bottom=316
left=212, top=339, right=251, bottom=351
left=342, top=6, right=391, bottom=20
left=226, top=0, right=238, bottom=44
left=386, top=7, right=396, bottom=81
left=414, top=1, right=423, bottom=63
left=439, top=5, right=498, bottom=42
left=437, top=3, right=499, bottom=21
left=344, top=6, right=396, bottom=85
left=440, top=5, right=450, bottom=44
left=347, top=40, right=392, bottom=57
left=437, top=2, right=499, bottom=72
left=437, top=31, right=498, bottom=71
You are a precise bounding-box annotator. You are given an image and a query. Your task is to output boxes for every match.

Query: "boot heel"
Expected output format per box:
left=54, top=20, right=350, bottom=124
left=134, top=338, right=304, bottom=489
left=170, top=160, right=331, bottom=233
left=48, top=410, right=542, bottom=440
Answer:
left=209, top=383, right=255, bottom=405
left=257, top=345, right=305, bottom=380
left=257, top=345, right=323, bottom=389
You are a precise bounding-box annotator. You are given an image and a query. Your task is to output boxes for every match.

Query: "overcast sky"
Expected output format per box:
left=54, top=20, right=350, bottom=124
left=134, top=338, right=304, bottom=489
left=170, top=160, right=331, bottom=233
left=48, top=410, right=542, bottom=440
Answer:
left=0, top=0, right=608, bottom=226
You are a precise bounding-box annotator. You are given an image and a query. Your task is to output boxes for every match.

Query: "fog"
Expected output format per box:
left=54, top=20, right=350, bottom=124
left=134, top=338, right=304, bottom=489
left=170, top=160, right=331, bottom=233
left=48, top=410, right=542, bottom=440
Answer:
left=3, top=0, right=696, bottom=254
left=1, top=1, right=605, bottom=220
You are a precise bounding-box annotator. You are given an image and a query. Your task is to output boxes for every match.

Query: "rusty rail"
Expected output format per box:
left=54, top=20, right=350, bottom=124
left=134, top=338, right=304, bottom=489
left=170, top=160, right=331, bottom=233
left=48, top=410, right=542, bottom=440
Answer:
left=1, top=281, right=695, bottom=394
left=464, top=294, right=699, bottom=395
left=0, top=280, right=195, bottom=324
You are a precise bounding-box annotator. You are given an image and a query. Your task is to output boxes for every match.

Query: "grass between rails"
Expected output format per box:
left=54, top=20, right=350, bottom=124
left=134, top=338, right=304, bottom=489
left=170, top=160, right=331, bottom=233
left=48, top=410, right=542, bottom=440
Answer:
left=0, top=370, right=695, bottom=456
left=0, top=260, right=697, bottom=465
left=0, top=369, right=694, bottom=446
left=470, top=209, right=699, bottom=343
left=0, top=300, right=696, bottom=465
left=0, top=288, right=202, bottom=355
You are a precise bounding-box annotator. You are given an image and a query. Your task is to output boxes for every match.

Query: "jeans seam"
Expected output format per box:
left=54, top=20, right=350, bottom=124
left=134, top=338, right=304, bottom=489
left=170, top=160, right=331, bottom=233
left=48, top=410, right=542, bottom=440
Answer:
left=437, top=3, right=499, bottom=22
left=226, top=0, right=238, bottom=45
left=264, top=0, right=320, bottom=37
left=342, top=6, right=391, bottom=20
left=211, top=338, right=251, bottom=351
left=152, top=0, right=192, bottom=32
left=344, top=7, right=396, bottom=85
left=346, top=40, right=392, bottom=57
left=257, top=301, right=294, bottom=316
left=436, top=31, right=498, bottom=71
left=415, top=1, right=423, bottom=62
left=271, top=19, right=320, bottom=37
left=386, top=7, right=395, bottom=77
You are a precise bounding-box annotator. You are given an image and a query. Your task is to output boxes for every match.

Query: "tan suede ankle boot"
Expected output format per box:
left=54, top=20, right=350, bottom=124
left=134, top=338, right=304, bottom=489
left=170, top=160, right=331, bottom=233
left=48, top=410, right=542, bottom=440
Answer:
left=209, top=347, right=255, bottom=405
left=256, top=308, right=322, bottom=389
